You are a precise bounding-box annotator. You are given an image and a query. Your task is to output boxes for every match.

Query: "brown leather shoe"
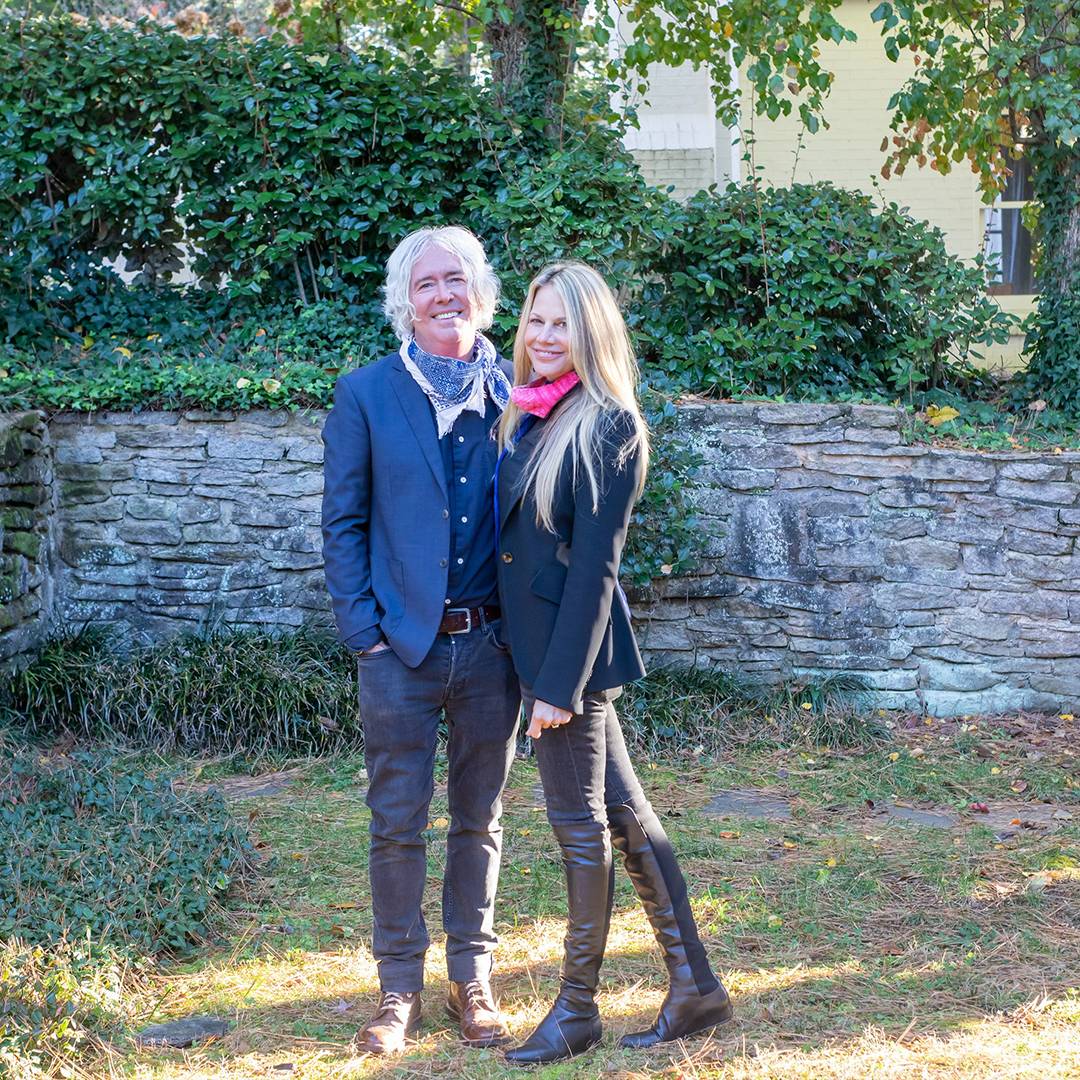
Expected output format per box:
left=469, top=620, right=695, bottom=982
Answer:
left=355, top=991, right=422, bottom=1054
left=446, top=980, right=510, bottom=1047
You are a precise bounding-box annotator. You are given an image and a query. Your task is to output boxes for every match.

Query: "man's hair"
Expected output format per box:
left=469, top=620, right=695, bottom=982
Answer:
left=382, top=225, right=500, bottom=341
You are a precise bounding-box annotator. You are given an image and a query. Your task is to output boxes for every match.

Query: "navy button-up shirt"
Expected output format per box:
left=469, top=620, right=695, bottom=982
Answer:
left=435, top=393, right=502, bottom=609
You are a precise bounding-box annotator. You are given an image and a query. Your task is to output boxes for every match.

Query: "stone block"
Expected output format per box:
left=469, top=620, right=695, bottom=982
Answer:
left=177, top=500, right=221, bottom=525
left=230, top=504, right=302, bottom=528
left=206, top=433, right=286, bottom=461
left=182, top=523, right=245, bottom=544
left=117, top=520, right=182, bottom=546
left=757, top=404, right=841, bottom=425
left=58, top=460, right=135, bottom=483
left=1006, top=553, right=1080, bottom=583
left=847, top=405, right=903, bottom=428
left=874, top=484, right=948, bottom=509
left=873, top=516, right=928, bottom=540
left=917, top=658, right=999, bottom=692
left=263, top=549, right=324, bottom=571
left=842, top=427, right=903, bottom=446
left=996, top=479, right=1080, bottom=504
left=814, top=452, right=917, bottom=479
left=116, top=427, right=207, bottom=449
left=63, top=501, right=124, bottom=523
left=254, top=472, right=324, bottom=498
left=60, top=539, right=139, bottom=569
left=714, top=468, right=778, bottom=492
left=1000, top=462, right=1069, bottom=482
left=979, top=591, right=1071, bottom=619
left=884, top=538, right=960, bottom=570
left=910, top=455, right=996, bottom=482
left=962, top=495, right=1059, bottom=531
left=1022, top=633, right=1080, bottom=659
left=1005, top=529, right=1073, bottom=556
left=125, top=495, right=178, bottom=521
left=925, top=517, right=1003, bottom=543
left=282, top=439, right=325, bottom=464
left=804, top=496, right=870, bottom=519
left=943, top=612, right=1014, bottom=642
left=962, top=543, right=1007, bottom=576
left=55, top=444, right=102, bottom=465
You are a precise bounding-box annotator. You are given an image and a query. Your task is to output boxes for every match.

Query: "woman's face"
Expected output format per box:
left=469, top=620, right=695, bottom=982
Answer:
left=524, top=285, right=574, bottom=382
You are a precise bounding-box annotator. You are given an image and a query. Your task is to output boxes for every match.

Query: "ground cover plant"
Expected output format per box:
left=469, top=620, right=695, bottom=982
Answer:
left=0, top=729, right=255, bottom=1075
left=74, top=708, right=1079, bottom=1079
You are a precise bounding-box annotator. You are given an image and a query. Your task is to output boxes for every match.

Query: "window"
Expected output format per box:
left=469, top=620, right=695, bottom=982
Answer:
left=984, top=158, right=1036, bottom=295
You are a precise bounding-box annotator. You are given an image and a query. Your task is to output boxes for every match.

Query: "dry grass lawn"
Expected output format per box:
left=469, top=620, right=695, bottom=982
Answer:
left=83, top=713, right=1079, bottom=1079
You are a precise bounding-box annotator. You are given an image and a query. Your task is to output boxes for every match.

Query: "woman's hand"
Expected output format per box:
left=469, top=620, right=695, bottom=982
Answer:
left=527, top=700, right=573, bottom=739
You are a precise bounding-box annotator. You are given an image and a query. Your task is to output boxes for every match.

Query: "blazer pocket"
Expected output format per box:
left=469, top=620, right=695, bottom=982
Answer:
left=530, top=562, right=567, bottom=604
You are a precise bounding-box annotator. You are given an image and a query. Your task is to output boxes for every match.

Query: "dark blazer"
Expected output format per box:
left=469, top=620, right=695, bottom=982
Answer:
left=321, top=348, right=510, bottom=667
left=496, top=395, right=646, bottom=712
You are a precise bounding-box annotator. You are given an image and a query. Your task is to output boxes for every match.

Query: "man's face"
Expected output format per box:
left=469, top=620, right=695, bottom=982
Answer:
left=409, top=245, right=476, bottom=360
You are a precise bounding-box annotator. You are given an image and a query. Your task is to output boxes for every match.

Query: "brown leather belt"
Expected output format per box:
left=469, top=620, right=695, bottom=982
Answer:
left=438, top=605, right=500, bottom=635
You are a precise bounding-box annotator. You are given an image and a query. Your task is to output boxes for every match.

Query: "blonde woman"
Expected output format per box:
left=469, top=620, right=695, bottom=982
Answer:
left=494, top=263, right=733, bottom=1064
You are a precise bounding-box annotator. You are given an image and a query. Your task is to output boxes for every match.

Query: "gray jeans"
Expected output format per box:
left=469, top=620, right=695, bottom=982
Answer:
left=356, top=617, right=520, bottom=992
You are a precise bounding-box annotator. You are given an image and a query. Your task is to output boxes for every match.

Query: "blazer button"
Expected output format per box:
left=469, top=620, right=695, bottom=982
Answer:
left=442, top=508, right=449, bottom=519
left=440, top=558, right=448, bottom=567
left=501, top=552, right=513, bottom=563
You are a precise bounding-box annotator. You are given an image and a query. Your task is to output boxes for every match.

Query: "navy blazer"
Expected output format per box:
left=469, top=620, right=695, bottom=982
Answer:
left=321, top=349, right=510, bottom=667
left=496, top=400, right=646, bottom=712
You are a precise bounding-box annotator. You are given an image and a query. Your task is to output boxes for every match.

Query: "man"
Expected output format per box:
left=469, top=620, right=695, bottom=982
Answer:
left=321, top=226, right=520, bottom=1054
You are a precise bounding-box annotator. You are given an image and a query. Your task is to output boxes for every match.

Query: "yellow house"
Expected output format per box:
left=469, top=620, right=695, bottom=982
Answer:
left=619, top=0, right=1033, bottom=370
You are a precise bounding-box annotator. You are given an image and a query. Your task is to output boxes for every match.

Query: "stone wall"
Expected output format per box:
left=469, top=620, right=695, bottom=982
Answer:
left=49, top=410, right=327, bottom=642
left=636, top=402, right=1080, bottom=715
left=0, top=412, right=56, bottom=672
left=5, top=403, right=1080, bottom=715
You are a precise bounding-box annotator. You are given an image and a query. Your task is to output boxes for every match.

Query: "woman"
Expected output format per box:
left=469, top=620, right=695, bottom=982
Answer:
left=495, top=263, right=733, bottom=1065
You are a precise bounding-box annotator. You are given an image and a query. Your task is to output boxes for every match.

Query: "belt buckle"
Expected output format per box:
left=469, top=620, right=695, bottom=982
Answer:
left=447, top=607, right=473, bottom=634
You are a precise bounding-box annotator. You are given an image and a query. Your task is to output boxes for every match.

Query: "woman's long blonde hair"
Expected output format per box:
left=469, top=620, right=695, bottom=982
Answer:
left=498, top=263, right=649, bottom=533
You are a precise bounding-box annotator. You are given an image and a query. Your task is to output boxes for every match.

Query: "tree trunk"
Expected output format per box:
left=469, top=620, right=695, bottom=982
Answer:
left=484, top=0, right=587, bottom=129
left=1022, top=143, right=1080, bottom=412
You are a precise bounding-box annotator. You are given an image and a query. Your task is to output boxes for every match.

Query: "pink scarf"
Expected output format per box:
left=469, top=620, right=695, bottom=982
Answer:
left=510, top=371, right=581, bottom=418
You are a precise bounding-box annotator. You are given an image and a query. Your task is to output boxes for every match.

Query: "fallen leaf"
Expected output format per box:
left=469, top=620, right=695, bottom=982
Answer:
left=1011, top=780, right=1028, bottom=794
left=329, top=901, right=358, bottom=910
left=888, top=752, right=900, bottom=762
left=1052, top=809, right=1073, bottom=821
left=262, top=377, right=282, bottom=393
left=782, top=840, right=798, bottom=849
left=969, top=802, right=990, bottom=814
left=236, top=377, right=252, bottom=389
left=432, top=817, right=449, bottom=828
left=1025, top=874, right=1049, bottom=894
left=880, top=942, right=903, bottom=956
left=717, top=831, right=740, bottom=840
left=824, top=857, right=838, bottom=868
left=926, top=403, right=960, bottom=426
left=330, top=923, right=353, bottom=938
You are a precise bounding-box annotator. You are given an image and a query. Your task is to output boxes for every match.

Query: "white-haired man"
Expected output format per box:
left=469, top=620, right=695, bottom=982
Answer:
left=322, top=226, right=520, bottom=1053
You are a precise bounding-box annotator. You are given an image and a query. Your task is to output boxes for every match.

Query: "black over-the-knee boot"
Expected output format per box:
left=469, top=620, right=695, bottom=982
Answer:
left=607, top=803, right=733, bottom=1048
left=504, top=820, right=614, bottom=1065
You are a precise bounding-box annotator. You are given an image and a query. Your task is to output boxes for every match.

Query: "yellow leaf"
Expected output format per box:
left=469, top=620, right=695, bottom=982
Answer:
left=925, top=404, right=960, bottom=427
left=521, top=867, right=531, bottom=875
left=800, top=702, right=812, bottom=710
left=433, top=817, right=449, bottom=828
left=723, top=19, right=733, bottom=36
left=114, top=346, right=132, bottom=358
left=254, top=327, right=267, bottom=337
left=888, top=752, right=900, bottom=762
left=146, top=333, right=160, bottom=341
left=991, top=767, right=1001, bottom=775
left=82, top=336, right=94, bottom=350
left=329, top=901, right=358, bottom=910
left=290, top=852, right=305, bottom=860
left=517, top=828, right=531, bottom=836
left=235, top=377, right=251, bottom=389
left=782, top=840, right=798, bottom=849
left=0, top=369, right=7, bottom=379
left=261, top=378, right=282, bottom=393
left=1060, top=714, right=1074, bottom=722
left=824, top=857, right=837, bottom=868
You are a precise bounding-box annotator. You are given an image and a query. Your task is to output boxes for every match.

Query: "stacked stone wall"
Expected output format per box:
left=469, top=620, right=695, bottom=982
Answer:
left=0, top=412, right=56, bottom=672
left=636, top=402, right=1080, bottom=715
left=4, top=403, right=1079, bottom=714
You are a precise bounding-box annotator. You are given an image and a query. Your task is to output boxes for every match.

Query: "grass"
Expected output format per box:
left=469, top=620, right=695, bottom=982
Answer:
left=57, top=708, right=1079, bottom=1080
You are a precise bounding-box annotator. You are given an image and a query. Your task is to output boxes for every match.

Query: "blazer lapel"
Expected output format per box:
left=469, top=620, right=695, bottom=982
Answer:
left=498, top=418, right=544, bottom=532
left=390, top=353, right=449, bottom=502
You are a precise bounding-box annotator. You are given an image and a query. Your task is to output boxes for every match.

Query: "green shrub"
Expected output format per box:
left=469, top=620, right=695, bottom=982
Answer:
left=633, top=182, right=1016, bottom=397
left=619, top=665, right=884, bottom=754
left=0, top=736, right=253, bottom=955
left=0, top=939, right=128, bottom=1078
left=0, top=17, right=1016, bottom=407
left=1, top=627, right=361, bottom=755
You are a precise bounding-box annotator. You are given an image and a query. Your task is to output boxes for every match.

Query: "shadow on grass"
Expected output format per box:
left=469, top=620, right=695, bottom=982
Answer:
left=128, top=941, right=1080, bottom=1077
